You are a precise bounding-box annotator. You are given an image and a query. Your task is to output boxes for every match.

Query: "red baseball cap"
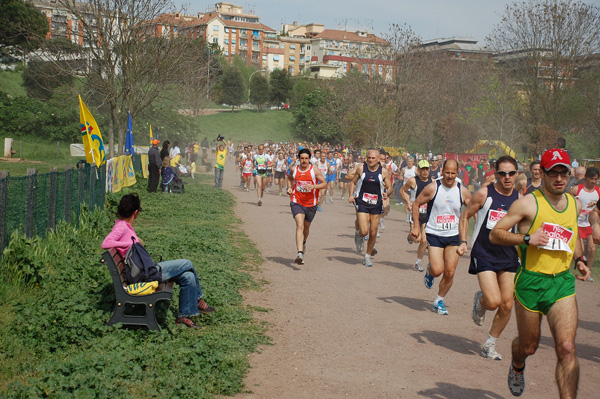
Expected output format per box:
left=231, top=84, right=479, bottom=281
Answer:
left=540, top=148, right=570, bottom=171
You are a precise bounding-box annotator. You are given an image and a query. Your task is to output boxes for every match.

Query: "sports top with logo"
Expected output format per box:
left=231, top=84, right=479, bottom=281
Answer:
left=254, top=154, right=268, bottom=175
left=415, top=175, right=433, bottom=224
left=575, top=183, right=600, bottom=228
left=471, top=184, right=520, bottom=265
left=291, top=164, right=320, bottom=207
left=354, top=162, right=385, bottom=210
left=425, top=179, right=463, bottom=237
left=327, top=158, right=337, bottom=176
left=519, top=190, right=577, bottom=274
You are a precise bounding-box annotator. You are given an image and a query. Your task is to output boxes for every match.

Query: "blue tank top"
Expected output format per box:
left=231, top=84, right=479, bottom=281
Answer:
left=327, top=159, right=336, bottom=176
left=355, top=162, right=384, bottom=207
left=471, top=184, right=519, bottom=264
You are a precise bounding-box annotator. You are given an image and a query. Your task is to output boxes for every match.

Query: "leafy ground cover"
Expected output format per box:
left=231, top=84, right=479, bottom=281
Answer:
left=0, top=175, right=269, bottom=398
left=0, top=69, right=27, bottom=98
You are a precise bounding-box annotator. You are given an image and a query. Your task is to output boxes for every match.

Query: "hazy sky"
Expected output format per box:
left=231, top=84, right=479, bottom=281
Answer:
left=173, top=0, right=527, bottom=45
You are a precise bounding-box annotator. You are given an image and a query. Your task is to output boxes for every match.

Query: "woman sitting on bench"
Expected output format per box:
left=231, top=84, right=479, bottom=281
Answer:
left=102, top=193, right=214, bottom=328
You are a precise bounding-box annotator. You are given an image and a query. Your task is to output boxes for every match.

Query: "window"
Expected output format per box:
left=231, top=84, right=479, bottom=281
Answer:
left=225, top=27, right=229, bottom=33
left=232, top=39, right=236, bottom=44
left=379, top=65, right=383, bottom=74
left=224, top=39, right=229, bottom=45
left=240, top=40, right=247, bottom=46
left=280, top=43, right=284, bottom=49
left=307, top=45, right=311, bottom=50
left=273, top=55, right=279, bottom=61
left=262, top=55, right=267, bottom=60
left=290, top=44, right=296, bottom=49
left=223, top=50, right=228, bottom=56
left=212, top=25, right=219, bottom=31
left=289, top=67, right=295, bottom=75
left=289, top=55, right=295, bottom=61
left=300, top=56, right=304, bottom=63
left=212, top=38, right=218, bottom=43
left=328, top=51, right=335, bottom=55
left=232, top=29, right=236, bottom=33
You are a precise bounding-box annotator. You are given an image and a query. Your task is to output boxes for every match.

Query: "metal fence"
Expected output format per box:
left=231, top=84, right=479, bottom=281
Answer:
left=0, top=163, right=106, bottom=251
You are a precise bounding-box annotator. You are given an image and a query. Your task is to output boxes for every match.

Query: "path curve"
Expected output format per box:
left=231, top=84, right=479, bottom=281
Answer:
left=219, top=164, right=599, bottom=399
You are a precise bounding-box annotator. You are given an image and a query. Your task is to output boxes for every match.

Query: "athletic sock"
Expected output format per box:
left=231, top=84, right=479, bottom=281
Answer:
left=485, top=334, right=497, bottom=346
left=364, top=254, right=371, bottom=260
left=416, top=259, right=422, bottom=265
left=512, top=362, right=525, bottom=373
left=434, top=295, right=444, bottom=305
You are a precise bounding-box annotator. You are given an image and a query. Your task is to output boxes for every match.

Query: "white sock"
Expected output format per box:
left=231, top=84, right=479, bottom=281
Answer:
left=485, top=334, right=497, bottom=345
left=434, top=295, right=444, bottom=305
left=416, top=258, right=422, bottom=265
left=365, top=254, right=371, bottom=260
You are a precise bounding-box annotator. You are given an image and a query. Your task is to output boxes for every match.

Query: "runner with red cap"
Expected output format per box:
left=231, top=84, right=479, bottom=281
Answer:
left=490, top=148, right=591, bottom=398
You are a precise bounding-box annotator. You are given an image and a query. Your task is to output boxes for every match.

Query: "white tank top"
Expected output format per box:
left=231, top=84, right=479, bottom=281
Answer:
left=404, top=166, right=416, bottom=182
left=425, top=180, right=463, bottom=237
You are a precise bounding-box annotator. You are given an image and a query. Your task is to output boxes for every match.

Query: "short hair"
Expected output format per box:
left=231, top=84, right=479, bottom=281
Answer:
left=556, top=137, right=566, bottom=149
left=529, top=160, right=540, bottom=170
left=117, top=193, right=141, bottom=219
left=495, top=156, right=518, bottom=171
left=442, top=158, right=458, bottom=170
left=298, top=148, right=311, bottom=158
left=586, top=167, right=599, bottom=178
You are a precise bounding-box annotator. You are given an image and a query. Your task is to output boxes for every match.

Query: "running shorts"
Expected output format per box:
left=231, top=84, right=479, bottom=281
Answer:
left=514, top=267, right=575, bottom=315
left=578, top=225, right=593, bottom=239
left=340, top=173, right=347, bottom=181
left=426, top=233, right=460, bottom=248
left=290, top=202, right=318, bottom=223
left=274, top=171, right=286, bottom=179
left=355, top=202, right=383, bottom=215
left=243, top=172, right=252, bottom=178
left=326, top=174, right=336, bottom=183
left=468, top=257, right=519, bottom=275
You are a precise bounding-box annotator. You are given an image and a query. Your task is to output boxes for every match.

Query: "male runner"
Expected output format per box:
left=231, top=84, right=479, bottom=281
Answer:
left=457, top=156, right=521, bottom=360
left=316, top=151, right=329, bottom=211
left=569, top=167, right=599, bottom=279
left=490, top=148, right=590, bottom=398
left=402, top=157, right=417, bottom=223
left=410, top=159, right=471, bottom=315
left=524, top=161, right=542, bottom=194
left=326, top=151, right=337, bottom=203
left=401, top=159, right=432, bottom=272
left=274, top=151, right=288, bottom=195
left=339, top=154, right=351, bottom=200
left=253, top=145, right=271, bottom=206
left=349, top=149, right=391, bottom=267
left=287, top=148, right=327, bottom=264
left=239, top=147, right=253, bottom=191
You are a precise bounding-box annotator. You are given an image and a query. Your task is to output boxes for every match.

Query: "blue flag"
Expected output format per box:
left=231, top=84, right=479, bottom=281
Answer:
left=124, top=112, right=134, bottom=156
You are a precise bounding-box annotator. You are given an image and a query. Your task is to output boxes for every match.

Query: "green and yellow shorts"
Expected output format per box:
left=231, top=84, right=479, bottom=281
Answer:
left=514, top=267, right=575, bottom=315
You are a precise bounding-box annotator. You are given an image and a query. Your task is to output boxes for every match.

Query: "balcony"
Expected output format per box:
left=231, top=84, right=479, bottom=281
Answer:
left=239, top=44, right=247, bottom=50
left=252, top=46, right=260, bottom=52
left=239, top=32, right=247, bottom=38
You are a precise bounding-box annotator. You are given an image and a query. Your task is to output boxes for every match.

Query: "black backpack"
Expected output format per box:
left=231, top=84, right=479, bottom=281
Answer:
left=124, top=237, right=163, bottom=283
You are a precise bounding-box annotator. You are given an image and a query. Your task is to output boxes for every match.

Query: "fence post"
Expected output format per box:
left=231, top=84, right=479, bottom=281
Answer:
left=25, top=168, right=37, bottom=239
left=0, top=171, right=8, bottom=251
left=89, top=163, right=97, bottom=210
left=48, top=167, right=58, bottom=231
left=64, top=165, right=72, bottom=223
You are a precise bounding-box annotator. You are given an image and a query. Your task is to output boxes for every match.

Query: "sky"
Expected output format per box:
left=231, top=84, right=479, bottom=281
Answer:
left=173, top=0, right=532, bottom=45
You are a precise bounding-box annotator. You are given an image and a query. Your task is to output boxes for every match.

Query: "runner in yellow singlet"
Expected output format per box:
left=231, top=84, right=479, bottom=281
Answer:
left=490, top=148, right=590, bottom=398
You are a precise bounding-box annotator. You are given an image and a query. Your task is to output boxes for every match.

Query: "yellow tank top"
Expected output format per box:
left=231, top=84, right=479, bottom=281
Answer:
left=519, top=190, right=578, bottom=274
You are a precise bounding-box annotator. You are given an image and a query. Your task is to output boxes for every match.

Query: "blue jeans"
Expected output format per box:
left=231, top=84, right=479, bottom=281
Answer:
left=214, top=167, right=224, bottom=188
left=158, top=259, right=204, bottom=317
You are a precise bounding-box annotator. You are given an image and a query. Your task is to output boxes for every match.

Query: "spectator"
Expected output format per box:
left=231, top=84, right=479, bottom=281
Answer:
left=102, top=193, right=215, bottom=328
left=161, top=157, right=176, bottom=191
left=169, top=141, right=180, bottom=159
left=160, top=140, right=170, bottom=161
left=147, top=139, right=161, bottom=193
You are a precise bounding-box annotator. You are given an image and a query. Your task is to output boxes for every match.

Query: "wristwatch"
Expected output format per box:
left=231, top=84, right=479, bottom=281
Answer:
left=523, top=234, right=531, bottom=245
left=459, top=240, right=467, bottom=245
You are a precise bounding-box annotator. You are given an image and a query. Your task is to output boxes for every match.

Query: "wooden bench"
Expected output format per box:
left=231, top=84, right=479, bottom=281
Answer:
left=101, top=249, right=173, bottom=331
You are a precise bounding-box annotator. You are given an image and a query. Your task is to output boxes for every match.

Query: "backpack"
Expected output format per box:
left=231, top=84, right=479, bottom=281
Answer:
left=124, top=237, right=163, bottom=283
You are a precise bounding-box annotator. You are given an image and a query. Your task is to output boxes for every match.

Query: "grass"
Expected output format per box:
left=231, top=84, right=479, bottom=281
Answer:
left=0, top=69, right=26, bottom=97
left=0, top=136, right=77, bottom=176
left=192, top=109, right=297, bottom=144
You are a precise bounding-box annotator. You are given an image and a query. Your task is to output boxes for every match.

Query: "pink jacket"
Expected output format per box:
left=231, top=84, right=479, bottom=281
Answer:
left=101, top=219, right=140, bottom=258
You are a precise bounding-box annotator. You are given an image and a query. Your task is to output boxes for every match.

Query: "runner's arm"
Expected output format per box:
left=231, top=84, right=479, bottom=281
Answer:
left=348, top=164, right=363, bottom=203
left=568, top=185, right=578, bottom=197
left=382, top=168, right=392, bottom=199
left=461, top=185, right=472, bottom=207
left=410, top=183, right=435, bottom=238
left=490, top=196, right=547, bottom=246
left=457, top=186, right=487, bottom=256
left=399, top=178, right=415, bottom=211
left=313, top=169, right=328, bottom=190
left=591, top=203, right=600, bottom=245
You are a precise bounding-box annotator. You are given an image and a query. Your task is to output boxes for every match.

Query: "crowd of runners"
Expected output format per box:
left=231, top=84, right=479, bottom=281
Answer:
left=224, top=139, right=599, bottom=398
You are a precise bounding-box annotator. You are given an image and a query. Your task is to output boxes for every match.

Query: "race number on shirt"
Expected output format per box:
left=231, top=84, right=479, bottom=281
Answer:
left=362, top=193, right=378, bottom=205
left=296, top=181, right=310, bottom=193
left=436, top=214, right=456, bottom=230
left=486, top=209, right=507, bottom=230
left=419, top=204, right=428, bottom=214
left=538, top=222, right=574, bottom=253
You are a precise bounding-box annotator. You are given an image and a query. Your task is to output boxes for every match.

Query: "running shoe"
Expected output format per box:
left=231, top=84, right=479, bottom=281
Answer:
left=341, top=195, right=345, bottom=200
left=295, top=252, right=304, bottom=265
left=432, top=300, right=448, bottom=315
left=371, top=247, right=378, bottom=256
left=245, top=188, right=249, bottom=192
left=508, top=363, right=525, bottom=396
left=279, top=192, right=282, bottom=196
left=481, top=342, right=502, bottom=360
left=354, top=231, right=363, bottom=252
left=424, top=264, right=434, bottom=289
left=414, top=261, right=424, bottom=272
left=379, top=219, right=386, bottom=230
left=472, top=291, right=486, bottom=326
left=329, top=197, right=334, bottom=203
left=363, top=256, right=373, bottom=267
left=317, top=205, right=323, bottom=212
left=258, top=199, right=262, bottom=206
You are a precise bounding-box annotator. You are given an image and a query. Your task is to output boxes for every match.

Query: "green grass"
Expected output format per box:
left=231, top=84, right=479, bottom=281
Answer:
left=192, top=109, right=296, bottom=144
left=0, top=69, right=26, bottom=98
left=0, top=137, right=77, bottom=176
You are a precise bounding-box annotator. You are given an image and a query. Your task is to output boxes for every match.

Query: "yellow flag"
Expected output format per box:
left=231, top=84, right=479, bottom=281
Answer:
left=149, top=124, right=154, bottom=145
left=79, top=96, right=106, bottom=166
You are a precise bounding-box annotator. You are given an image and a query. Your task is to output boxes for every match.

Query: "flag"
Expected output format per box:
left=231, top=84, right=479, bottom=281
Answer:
left=124, top=111, right=134, bottom=156
left=149, top=124, right=154, bottom=145
left=79, top=95, right=106, bottom=166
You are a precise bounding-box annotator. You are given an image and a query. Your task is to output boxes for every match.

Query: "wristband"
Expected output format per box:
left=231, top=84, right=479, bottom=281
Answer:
left=574, top=256, right=587, bottom=268
left=459, top=240, right=467, bottom=245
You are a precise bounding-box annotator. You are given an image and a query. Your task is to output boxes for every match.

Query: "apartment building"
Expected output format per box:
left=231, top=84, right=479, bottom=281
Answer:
left=29, top=0, right=87, bottom=46
left=419, top=37, right=493, bottom=60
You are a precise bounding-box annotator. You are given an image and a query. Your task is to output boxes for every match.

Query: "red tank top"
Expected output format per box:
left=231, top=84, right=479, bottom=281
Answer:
left=291, top=164, right=319, bottom=207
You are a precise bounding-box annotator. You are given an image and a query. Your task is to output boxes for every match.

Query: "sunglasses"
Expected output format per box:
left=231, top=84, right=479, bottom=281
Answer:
left=497, top=170, right=518, bottom=177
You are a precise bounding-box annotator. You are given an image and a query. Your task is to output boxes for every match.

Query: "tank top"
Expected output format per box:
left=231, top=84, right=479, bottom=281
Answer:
left=415, top=176, right=433, bottom=215
left=275, top=158, right=286, bottom=172
left=524, top=178, right=541, bottom=194
left=471, top=185, right=520, bottom=264
left=425, top=180, right=463, bottom=237
left=317, top=160, right=328, bottom=176
left=519, top=190, right=577, bottom=274
left=291, top=164, right=319, bottom=207
left=575, top=184, right=600, bottom=228
left=355, top=162, right=384, bottom=207
left=327, top=159, right=336, bottom=176
left=340, top=161, right=350, bottom=176
left=404, top=166, right=416, bottom=183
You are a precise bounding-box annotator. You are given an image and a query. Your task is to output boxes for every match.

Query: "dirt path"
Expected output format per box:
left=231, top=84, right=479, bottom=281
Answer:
left=219, top=165, right=600, bottom=399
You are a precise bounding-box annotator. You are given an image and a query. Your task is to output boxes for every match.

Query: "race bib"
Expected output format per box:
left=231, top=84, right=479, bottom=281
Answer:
left=296, top=181, right=310, bottom=193
left=341, top=168, right=348, bottom=174
left=362, top=193, right=378, bottom=205
left=436, top=214, right=456, bottom=230
left=578, top=209, right=591, bottom=224
left=257, top=163, right=266, bottom=169
left=419, top=204, right=428, bottom=214
left=538, top=222, right=573, bottom=253
left=329, top=166, right=336, bottom=174
left=486, top=209, right=507, bottom=230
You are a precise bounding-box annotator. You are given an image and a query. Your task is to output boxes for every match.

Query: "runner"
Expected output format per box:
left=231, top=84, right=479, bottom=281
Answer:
left=490, top=148, right=590, bottom=398
left=401, top=159, right=432, bottom=272
left=524, top=161, right=542, bottom=194
left=316, top=151, right=329, bottom=211
left=401, top=157, right=417, bottom=223
left=349, top=149, right=391, bottom=267
left=326, top=151, right=337, bottom=203
left=274, top=150, right=288, bottom=195
left=239, top=147, right=253, bottom=191
left=569, top=167, right=599, bottom=281
left=253, top=145, right=272, bottom=206
left=457, top=156, right=521, bottom=360
left=339, top=154, right=352, bottom=200
left=287, top=148, right=327, bottom=265
left=410, top=159, right=471, bottom=315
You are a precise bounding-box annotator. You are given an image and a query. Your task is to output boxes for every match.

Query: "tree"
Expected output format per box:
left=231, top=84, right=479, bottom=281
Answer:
left=0, top=0, right=48, bottom=56
left=220, top=66, right=245, bottom=111
left=487, top=0, right=600, bottom=142
left=293, top=88, right=342, bottom=143
left=23, top=60, right=74, bottom=100
left=249, top=74, right=269, bottom=109
left=270, top=69, right=292, bottom=104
